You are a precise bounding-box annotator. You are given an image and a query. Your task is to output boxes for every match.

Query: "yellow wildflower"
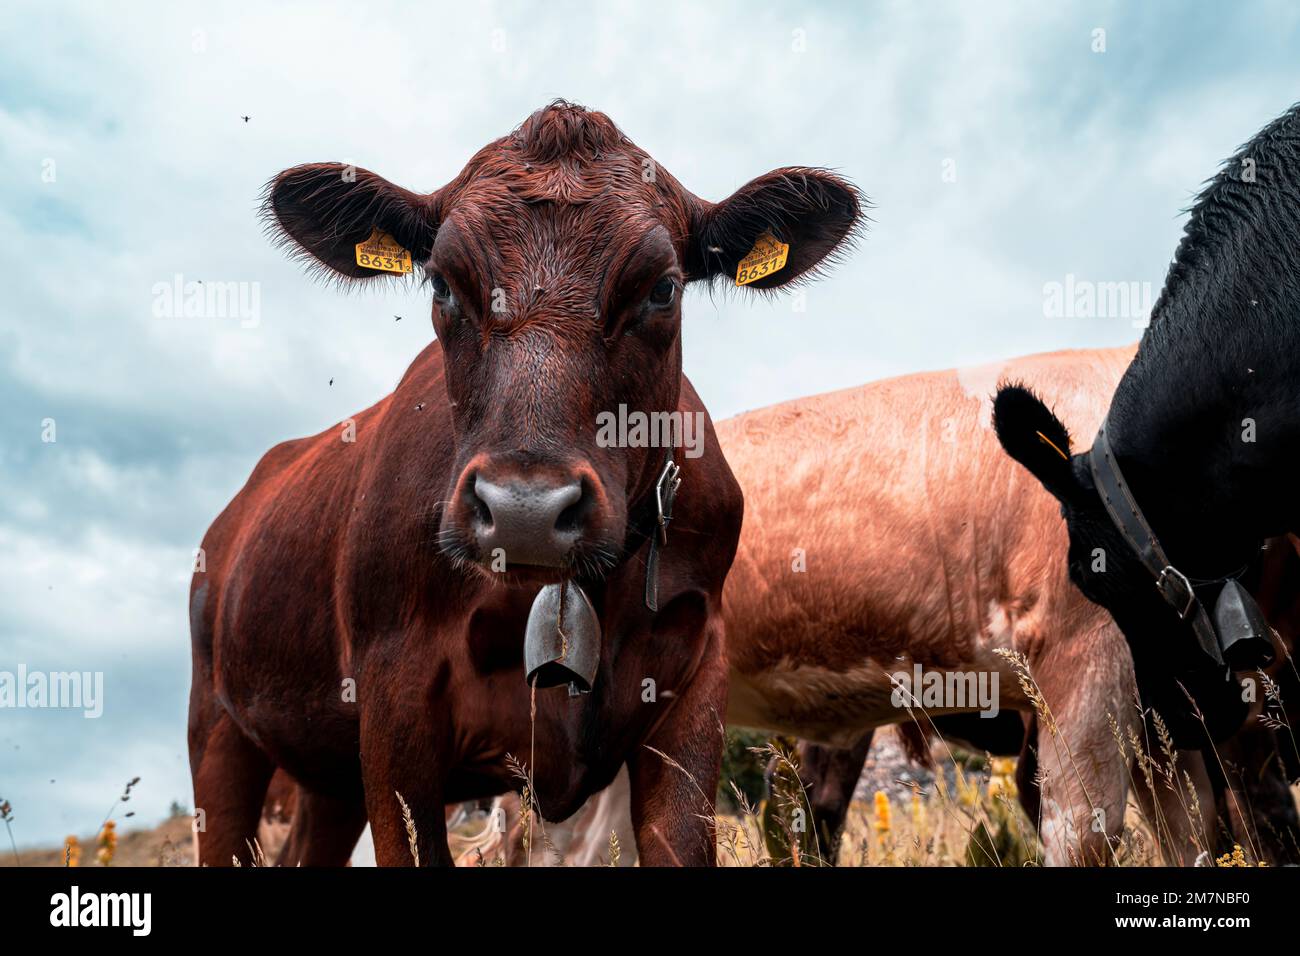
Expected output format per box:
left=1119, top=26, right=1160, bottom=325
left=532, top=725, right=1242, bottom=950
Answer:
left=96, top=820, right=117, bottom=866
left=1216, top=844, right=1266, bottom=867
left=988, top=758, right=1017, bottom=799
left=873, top=790, right=892, bottom=835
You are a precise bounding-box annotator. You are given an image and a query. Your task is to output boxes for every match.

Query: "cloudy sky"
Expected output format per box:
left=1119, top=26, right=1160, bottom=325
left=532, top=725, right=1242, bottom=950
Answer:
left=2, top=0, right=1299, bottom=848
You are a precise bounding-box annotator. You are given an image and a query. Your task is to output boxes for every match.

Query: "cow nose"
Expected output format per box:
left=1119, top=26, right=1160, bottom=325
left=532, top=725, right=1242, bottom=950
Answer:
left=468, top=475, right=586, bottom=567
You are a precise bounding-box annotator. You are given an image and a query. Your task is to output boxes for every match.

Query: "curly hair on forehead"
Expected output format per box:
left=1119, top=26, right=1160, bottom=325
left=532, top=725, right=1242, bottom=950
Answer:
left=439, top=101, right=667, bottom=211
left=510, top=99, right=633, bottom=164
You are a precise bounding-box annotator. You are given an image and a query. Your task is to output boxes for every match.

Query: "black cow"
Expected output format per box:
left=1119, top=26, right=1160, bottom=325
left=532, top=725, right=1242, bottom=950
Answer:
left=994, top=103, right=1300, bottom=748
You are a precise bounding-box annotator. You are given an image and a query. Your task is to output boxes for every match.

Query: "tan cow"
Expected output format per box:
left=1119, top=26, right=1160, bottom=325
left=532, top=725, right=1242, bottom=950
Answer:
left=719, top=345, right=1142, bottom=864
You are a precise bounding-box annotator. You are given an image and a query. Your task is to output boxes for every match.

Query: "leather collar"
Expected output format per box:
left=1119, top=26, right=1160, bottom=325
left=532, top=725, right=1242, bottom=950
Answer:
left=1087, top=420, right=1225, bottom=666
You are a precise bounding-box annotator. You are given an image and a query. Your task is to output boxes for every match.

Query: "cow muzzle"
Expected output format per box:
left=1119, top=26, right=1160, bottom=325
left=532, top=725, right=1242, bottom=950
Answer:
left=469, top=475, right=585, bottom=567
left=449, top=457, right=605, bottom=569
left=524, top=581, right=601, bottom=694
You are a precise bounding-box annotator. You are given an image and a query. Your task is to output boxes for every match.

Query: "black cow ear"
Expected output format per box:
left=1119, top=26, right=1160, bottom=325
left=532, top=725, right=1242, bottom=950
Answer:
left=263, top=163, right=439, bottom=280
left=992, top=384, right=1086, bottom=504
left=687, top=168, right=864, bottom=289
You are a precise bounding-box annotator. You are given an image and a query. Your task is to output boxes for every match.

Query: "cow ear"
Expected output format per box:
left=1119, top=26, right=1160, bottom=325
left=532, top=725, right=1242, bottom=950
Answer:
left=687, top=167, right=863, bottom=289
left=992, top=384, right=1086, bottom=505
left=263, top=163, right=439, bottom=280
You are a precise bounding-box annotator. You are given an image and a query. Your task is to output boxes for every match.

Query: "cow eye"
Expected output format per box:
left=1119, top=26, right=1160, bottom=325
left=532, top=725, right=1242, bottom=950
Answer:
left=429, top=273, right=452, bottom=302
left=648, top=276, right=676, bottom=308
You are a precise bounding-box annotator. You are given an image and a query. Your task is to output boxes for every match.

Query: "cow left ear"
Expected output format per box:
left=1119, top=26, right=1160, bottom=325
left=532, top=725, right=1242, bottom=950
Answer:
left=687, top=168, right=864, bottom=288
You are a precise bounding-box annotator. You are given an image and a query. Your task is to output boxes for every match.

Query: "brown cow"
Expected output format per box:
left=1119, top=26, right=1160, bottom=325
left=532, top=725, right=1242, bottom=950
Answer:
left=189, top=102, right=862, bottom=866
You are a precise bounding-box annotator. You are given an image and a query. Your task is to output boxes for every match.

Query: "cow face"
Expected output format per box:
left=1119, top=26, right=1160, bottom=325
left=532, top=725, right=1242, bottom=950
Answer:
left=991, top=385, right=1245, bottom=743
left=266, top=103, right=861, bottom=584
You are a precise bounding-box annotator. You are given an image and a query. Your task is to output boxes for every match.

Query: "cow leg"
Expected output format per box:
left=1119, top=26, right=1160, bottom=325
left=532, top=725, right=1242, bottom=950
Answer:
left=1015, top=714, right=1041, bottom=823
left=627, top=627, right=728, bottom=866
left=361, top=764, right=451, bottom=867
left=255, top=769, right=296, bottom=862
left=358, top=668, right=453, bottom=867
left=763, top=735, right=872, bottom=865
left=1129, top=743, right=1217, bottom=865
left=1031, top=719, right=1125, bottom=865
left=190, top=710, right=275, bottom=866
left=1022, top=620, right=1135, bottom=866
left=276, top=786, right=369, bottom=867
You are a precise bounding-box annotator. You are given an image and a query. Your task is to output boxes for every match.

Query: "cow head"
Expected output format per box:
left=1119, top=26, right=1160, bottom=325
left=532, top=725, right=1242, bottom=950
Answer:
left=991, top=385, right=1248, bottom=744
left=266, top=102, right=861, bottom=585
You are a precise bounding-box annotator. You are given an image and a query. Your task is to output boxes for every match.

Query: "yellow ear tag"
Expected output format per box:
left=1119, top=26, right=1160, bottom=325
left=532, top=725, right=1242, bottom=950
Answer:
left=354, top=227, right=412, bottom=274
left=735, top=232, right=790, bottom=286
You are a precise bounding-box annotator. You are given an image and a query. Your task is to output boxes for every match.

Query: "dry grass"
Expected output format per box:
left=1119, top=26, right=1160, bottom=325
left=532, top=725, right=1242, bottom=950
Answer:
left=718, top=759, right=1027, bottom=867
left=5, top=752, right=1293, bottom=867
left=4, top=653, right=1296, bottom=867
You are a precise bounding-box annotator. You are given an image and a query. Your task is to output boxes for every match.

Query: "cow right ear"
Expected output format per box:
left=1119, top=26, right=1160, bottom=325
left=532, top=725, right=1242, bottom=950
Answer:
left=263, top=163, right=439, bottom=280
left=992, top=384, right=1086, bottom=505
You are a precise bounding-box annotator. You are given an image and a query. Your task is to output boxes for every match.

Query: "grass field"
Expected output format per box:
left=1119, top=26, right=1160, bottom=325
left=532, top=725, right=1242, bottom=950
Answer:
left=4, top=727, right=1288, bottom=867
